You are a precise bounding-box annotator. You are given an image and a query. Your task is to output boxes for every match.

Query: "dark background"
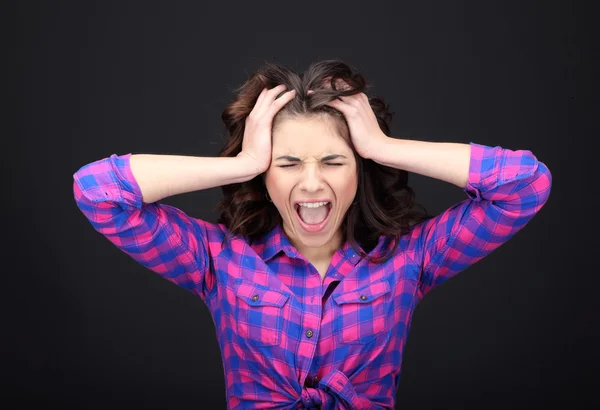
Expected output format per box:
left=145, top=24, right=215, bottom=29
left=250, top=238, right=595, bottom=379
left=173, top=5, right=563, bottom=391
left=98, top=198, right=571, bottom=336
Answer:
left=6, top=0, right=597, bottom=409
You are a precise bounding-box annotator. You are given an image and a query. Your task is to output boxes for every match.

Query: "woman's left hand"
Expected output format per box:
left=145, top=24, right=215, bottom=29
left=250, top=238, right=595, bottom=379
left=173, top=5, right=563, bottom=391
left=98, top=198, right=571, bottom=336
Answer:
left=323, top=91, right=390, bottom=160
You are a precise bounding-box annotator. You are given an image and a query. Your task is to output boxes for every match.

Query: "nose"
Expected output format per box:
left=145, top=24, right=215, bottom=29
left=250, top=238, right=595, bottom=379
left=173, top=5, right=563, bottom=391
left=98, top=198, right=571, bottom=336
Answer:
left=298, top=163, right=325, bottom=193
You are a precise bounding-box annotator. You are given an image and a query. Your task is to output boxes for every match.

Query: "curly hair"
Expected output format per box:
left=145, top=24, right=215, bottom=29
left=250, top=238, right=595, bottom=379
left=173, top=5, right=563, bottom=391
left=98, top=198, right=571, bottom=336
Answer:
left=216, top=59, right=429, bottom=263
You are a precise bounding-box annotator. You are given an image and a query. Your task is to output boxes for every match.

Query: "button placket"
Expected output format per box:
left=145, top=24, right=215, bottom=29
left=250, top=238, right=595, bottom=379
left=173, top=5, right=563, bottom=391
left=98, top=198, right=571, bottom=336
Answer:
left=297, top=286, right=322, bottom=388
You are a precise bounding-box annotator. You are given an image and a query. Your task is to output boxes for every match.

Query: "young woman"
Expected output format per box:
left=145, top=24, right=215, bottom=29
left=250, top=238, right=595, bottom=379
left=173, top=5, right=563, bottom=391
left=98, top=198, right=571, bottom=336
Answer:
left=73, top=60, right=552, bottom=409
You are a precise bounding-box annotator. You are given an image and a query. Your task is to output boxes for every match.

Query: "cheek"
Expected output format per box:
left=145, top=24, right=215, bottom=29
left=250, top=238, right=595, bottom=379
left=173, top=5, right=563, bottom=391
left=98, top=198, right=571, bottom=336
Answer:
left=265, top=172, right=291, bottom=202
left=336, top=171, right=358, bottom=200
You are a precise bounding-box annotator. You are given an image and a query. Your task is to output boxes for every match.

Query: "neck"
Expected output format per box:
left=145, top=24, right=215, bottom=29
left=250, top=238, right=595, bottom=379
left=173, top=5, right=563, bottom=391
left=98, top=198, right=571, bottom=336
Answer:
left=284, top=225, right=344, bottom=263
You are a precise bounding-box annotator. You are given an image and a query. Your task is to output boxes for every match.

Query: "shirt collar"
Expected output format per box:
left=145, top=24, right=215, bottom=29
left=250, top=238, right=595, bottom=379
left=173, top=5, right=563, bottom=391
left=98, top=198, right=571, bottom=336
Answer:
left=260, top=223, right=298, bottom=261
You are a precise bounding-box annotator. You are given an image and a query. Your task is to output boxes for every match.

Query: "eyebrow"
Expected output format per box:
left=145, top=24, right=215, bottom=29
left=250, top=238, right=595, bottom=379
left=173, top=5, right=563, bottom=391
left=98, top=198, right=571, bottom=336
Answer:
left=274, top=154, right=348, bottom=162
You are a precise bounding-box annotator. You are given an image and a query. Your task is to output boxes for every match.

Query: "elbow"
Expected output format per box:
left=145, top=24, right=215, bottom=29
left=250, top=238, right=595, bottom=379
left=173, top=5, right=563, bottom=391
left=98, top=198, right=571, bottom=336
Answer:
left=533, top=161, right=552, bottom=209
left=514, top=160, right=552, bottom=217
left=492, top=160, right=552, bottom=219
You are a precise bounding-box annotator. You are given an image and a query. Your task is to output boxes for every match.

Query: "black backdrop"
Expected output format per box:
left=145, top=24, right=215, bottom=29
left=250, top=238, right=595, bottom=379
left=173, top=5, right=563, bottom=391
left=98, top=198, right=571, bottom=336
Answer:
left=7, top=1, right=597, bottom=409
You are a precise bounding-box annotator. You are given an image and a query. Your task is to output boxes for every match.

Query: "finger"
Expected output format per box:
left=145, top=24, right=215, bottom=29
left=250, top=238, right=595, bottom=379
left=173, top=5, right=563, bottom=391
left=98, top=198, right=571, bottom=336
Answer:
left=336, top=94, right=368, bottom=113
left=253, top=85, right=286, bottom=114
left=329, top=94, right=359, bottom=109
left=267, top=84, right=288, bottom=101
left=270, top=89, right=296, bottom=112
left=327, top=97, right=362, bottom=119
left=254, top=87, right=269, bottom=108
left=335, top=95, right=355, bottom=104
left=324, top=97, right=347, bottom=113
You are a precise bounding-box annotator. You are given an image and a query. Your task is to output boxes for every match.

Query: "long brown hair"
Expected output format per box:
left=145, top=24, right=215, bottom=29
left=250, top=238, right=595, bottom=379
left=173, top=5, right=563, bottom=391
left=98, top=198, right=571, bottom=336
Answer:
left=216, top=59, right=429, bottom=263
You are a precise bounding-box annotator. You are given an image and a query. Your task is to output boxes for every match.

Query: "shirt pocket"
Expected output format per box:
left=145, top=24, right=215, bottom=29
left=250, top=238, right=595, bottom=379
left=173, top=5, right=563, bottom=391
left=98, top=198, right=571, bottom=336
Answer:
left=233, top=278, right=291, bottom=346
left=332, top=280, right=391, bottom=344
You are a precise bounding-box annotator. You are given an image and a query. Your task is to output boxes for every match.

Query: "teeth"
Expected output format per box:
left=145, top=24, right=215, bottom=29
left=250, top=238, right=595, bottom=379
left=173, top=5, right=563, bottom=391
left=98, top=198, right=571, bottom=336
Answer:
left=297, top=201, right=330, bottom=208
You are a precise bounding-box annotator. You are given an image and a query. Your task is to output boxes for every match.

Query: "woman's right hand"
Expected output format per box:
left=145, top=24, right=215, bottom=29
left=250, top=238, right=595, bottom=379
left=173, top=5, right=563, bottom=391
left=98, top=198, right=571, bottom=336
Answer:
left=237, top=84, right=296, bottom=174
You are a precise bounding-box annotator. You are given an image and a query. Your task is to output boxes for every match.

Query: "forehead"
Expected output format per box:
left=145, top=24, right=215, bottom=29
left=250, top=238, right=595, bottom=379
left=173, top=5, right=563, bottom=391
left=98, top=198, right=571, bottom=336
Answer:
left=272, top=115, right=352, bottom=156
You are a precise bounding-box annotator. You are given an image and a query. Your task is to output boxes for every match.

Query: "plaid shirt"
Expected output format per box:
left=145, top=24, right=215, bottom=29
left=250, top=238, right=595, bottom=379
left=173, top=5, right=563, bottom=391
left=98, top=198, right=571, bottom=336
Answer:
left=73, top=143, right=551, bottom=409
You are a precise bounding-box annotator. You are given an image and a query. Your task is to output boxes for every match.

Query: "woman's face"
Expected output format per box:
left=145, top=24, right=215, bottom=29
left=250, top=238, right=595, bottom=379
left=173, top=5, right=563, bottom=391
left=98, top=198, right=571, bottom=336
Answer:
left=265, top=114, right=358, bottom=250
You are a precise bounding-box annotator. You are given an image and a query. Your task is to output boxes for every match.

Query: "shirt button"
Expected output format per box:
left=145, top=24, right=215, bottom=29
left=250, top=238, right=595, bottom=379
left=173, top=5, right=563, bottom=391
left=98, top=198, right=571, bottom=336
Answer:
left=360, top=295, right=367, bottom=301
left=251, top=294, right=259, bottom=302
left=305, top=329, right=314, bottom=338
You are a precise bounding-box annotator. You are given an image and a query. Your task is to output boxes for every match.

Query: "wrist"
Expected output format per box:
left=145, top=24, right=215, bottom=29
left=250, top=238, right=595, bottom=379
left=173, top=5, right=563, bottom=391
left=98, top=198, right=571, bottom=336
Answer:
left=363, top=135, right=392, bottom=161
left=235, top=154, right=268, bottom=178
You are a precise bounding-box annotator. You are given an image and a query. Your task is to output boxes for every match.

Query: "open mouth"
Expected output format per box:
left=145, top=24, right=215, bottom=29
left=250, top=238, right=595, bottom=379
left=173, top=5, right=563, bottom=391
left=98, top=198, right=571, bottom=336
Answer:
left=294, top=202, right=332, bottom=233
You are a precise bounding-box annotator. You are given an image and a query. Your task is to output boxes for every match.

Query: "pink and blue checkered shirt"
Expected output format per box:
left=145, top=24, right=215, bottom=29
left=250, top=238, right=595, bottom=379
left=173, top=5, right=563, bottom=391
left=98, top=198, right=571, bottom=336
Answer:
left=73, top=143, right=551, bottom=409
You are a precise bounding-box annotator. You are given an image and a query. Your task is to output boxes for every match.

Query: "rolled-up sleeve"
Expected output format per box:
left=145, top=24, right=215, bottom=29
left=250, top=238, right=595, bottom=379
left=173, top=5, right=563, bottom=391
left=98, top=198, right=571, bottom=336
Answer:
left=73, top=153, right=216, bottom=300
left=412, top=143, right=552, bottom=297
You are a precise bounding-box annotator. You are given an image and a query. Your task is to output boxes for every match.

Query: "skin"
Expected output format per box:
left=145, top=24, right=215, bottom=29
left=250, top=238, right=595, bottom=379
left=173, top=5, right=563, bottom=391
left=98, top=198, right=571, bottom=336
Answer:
left=252, top=82, right=470, bottom=277
left=264, top=114, right=358, bottom=268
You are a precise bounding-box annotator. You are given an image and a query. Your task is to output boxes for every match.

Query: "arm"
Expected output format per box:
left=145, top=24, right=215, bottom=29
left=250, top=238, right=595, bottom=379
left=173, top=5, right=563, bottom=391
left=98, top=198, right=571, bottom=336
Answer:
left=371, top=138, right=471, bottom=188
left=323, top=92, right=552, bottom=296
left=129, top=153, right=264, bottom=203
left=74, top=85, right=297, bottom=299
left=73, top=153, right=261, bottom=300
left=380, top=141, right=552, bottom=296
left=323, top=92, right=469, bottom=188
left=73, top=85, right=295, bottom=298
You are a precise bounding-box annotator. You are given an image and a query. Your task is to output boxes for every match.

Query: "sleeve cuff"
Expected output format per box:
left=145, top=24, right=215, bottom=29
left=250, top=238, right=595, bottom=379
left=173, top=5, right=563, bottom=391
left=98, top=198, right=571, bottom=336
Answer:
left=464, top=142, right=538, bottom=200
left=73, top=153, right=144, bottom=209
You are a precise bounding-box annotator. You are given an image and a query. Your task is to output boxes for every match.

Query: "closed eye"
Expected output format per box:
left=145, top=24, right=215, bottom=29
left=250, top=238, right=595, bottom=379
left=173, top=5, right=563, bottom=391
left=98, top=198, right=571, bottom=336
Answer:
left=277, top=163, right=344, bottom=168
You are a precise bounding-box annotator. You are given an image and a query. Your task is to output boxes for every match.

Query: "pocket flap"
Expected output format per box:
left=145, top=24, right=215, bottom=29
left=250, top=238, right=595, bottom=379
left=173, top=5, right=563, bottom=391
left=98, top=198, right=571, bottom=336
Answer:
left=333, top=280, right=391, bottom=305
left=234, top=279, right=290, bottom=308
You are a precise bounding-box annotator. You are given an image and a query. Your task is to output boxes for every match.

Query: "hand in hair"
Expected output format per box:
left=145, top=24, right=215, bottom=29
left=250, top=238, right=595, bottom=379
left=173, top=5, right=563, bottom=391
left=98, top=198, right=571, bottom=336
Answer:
left=323, top=90, right=390, bottom=160
left=237, top=84, right=296, bottom=173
